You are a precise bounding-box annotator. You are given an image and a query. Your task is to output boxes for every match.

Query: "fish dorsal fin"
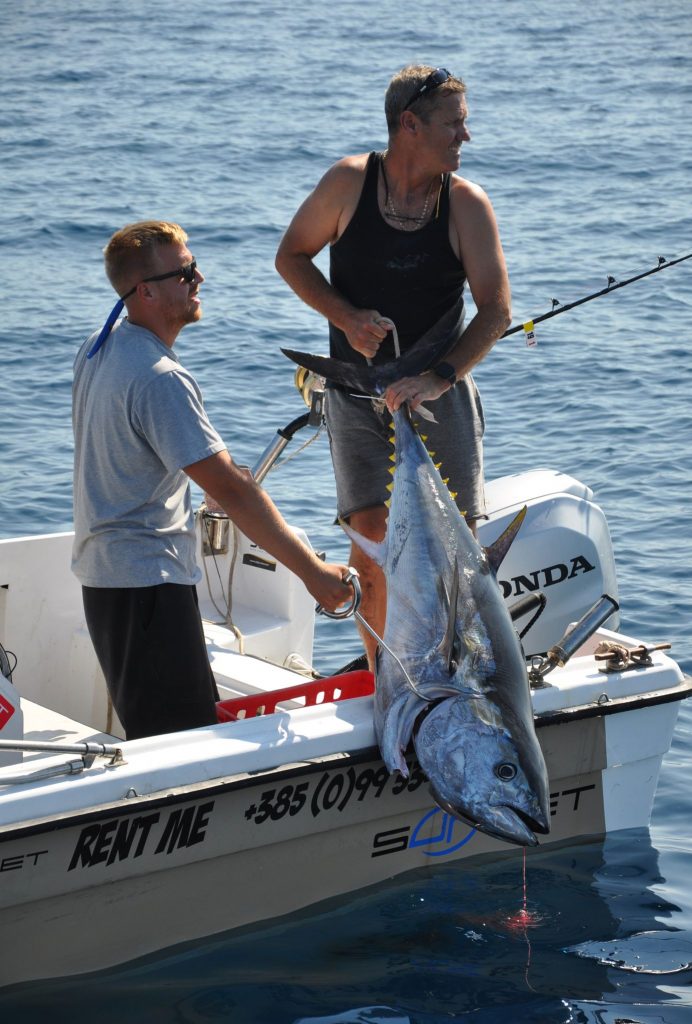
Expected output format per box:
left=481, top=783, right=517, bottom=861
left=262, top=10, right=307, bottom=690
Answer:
left=484, top=506, right=527, bottom=575
left=437, top=559, right=462, bottom=674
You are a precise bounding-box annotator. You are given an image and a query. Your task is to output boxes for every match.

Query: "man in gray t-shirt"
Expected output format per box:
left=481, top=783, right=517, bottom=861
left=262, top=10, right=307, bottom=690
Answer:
left=73, top=220, right=350, bottom=740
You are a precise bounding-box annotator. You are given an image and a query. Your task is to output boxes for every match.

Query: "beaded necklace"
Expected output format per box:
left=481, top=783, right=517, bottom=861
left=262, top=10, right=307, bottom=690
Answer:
left=381, top=160, right=442, bottom=228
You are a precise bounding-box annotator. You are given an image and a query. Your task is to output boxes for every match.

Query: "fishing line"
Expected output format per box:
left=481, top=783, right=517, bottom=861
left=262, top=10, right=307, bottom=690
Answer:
left=503, top=849, right=540, bottom=992
left=270, top=423, right=325, bottom=470
left=503, top=251, right=692, bottom=343
left=316, top=569, right=429, bottom=700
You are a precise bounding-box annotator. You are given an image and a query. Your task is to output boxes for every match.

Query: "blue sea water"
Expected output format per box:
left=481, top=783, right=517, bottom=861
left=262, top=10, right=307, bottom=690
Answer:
left=1, top=0, right=691, bottom=1019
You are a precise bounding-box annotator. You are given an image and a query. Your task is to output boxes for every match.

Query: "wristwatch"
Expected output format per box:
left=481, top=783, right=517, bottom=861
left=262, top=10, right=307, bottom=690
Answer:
left=431, top=361, right=457, bottom=385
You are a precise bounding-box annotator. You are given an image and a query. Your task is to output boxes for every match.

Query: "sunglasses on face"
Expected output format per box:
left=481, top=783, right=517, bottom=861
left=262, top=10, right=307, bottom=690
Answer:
left=87, top=258, right=199, bottom=359
left=403, top=68, right=452, bottom=111
left=121, top=259, right=197, bottom=300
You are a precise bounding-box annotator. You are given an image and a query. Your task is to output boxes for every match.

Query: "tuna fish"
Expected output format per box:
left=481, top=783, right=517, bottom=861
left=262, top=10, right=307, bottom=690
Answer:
left=281, top=344, right=550, bottom=847
left=346, top=408, right=550, bottom=845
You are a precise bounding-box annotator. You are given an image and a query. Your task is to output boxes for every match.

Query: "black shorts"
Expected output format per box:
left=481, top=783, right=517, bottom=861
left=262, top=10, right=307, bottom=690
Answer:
left=82, top=583, right=219, bottom=740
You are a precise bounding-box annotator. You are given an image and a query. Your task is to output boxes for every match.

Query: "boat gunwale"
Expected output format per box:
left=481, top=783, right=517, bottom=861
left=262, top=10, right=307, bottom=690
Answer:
left=0, top=746, right=380, bottom=843
left=532, top=671, right=692, bottom=726
left=0, top=672, right=689, bottom=843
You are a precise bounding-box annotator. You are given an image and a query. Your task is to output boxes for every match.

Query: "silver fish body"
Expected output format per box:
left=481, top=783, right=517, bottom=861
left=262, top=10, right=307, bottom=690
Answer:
left=342, top=407, right=550, bottom=847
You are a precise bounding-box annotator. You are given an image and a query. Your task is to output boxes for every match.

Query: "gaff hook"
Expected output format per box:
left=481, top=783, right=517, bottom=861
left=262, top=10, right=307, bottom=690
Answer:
left=316, top=569, right=429, bottom=700
left=315, top=567, right=362, bottom=620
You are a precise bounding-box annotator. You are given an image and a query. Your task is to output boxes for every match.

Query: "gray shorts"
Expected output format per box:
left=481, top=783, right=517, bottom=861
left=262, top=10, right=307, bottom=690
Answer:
left=325, top=378, right=486, bottom=522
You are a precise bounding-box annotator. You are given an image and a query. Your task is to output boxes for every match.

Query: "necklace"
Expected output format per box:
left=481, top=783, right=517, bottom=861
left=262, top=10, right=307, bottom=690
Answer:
left=381, top=161, right=441, bottom=227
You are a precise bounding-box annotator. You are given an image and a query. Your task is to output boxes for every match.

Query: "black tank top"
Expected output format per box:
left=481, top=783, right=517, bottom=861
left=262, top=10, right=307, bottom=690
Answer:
left=328, top=151, right=466, bottom=364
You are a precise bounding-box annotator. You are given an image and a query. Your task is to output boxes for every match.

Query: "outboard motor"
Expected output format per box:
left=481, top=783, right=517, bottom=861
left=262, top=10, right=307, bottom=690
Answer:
left=478, top=469, right=619, bottom=657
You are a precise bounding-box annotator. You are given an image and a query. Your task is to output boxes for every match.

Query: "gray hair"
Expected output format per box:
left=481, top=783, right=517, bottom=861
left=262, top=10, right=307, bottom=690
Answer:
left=384, top=65, right=465, bottom=134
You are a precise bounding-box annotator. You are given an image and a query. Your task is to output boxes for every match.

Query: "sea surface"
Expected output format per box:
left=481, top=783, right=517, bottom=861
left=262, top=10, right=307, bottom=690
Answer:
left=1, top=0, right=691, bottom=1019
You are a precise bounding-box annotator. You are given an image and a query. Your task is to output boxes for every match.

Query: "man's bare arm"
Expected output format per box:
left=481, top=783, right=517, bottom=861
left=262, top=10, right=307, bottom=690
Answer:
left=185, top=450, right=351, bottom=612
left=275, top=157, right=390, bottom=359
left=384, top=180, right=511, bottom=411
left=446, top=178, right=512, bottom=375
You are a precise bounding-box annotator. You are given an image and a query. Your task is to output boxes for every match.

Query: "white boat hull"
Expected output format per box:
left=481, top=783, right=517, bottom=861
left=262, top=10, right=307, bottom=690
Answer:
left=0, top=671, right=687, bottom=986
left=0, top=465, right=689, bottom=986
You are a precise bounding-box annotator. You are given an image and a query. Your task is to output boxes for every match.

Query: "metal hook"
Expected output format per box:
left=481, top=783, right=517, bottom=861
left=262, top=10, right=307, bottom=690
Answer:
left=316, top=569, right=428, bottom=700
left=315, top=568, right=362, bottom=620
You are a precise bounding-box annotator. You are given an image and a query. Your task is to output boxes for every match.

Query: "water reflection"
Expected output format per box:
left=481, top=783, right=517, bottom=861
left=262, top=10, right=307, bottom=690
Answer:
left=1, top=828, right=690, bottom=1023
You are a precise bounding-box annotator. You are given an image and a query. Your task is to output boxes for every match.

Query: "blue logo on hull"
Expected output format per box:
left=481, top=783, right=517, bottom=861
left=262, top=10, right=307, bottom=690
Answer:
left=410, top=808, right=477, bottom=857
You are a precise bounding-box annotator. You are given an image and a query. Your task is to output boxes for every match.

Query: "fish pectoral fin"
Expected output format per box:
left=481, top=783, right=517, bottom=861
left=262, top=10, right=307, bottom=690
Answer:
left=484, top=506, right=528, bottom=575
left=378, top=692, right=427, bottom=777
left=340, top=519, right=388, bottom=568
left=436, top=561, right=463, bottom=674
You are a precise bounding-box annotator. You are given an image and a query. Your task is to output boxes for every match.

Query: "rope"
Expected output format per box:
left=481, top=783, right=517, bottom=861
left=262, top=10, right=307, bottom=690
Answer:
left=201, top=513, right=246, bottom=653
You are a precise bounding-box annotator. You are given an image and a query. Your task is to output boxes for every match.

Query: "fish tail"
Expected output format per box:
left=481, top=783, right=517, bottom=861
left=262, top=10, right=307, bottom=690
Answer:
left=281, top=349, right=384, bottom=394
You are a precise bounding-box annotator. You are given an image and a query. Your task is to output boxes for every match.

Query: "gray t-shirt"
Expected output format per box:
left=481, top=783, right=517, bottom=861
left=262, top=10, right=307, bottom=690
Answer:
left=72, top=318, right=226, bottom=587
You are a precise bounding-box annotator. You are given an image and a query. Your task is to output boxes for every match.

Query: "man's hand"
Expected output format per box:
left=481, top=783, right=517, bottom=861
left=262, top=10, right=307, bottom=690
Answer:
left=307, top=562, right=355, bottom=613
left=343, top=310, right=391, bottom=360
left=383, top=371, right=452, bottom=412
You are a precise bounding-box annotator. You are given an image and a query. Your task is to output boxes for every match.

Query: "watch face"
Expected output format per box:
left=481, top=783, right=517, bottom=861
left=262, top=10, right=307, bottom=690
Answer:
left=434, top=361, right=456, bottom=383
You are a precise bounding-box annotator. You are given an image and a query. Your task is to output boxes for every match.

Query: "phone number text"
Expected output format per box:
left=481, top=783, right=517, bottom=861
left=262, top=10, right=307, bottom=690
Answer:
left=243, top=762, right=425, bottom=825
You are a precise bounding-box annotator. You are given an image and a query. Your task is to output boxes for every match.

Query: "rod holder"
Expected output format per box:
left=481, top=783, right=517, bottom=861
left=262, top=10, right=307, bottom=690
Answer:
left=529, top=593, right=619, bottom=687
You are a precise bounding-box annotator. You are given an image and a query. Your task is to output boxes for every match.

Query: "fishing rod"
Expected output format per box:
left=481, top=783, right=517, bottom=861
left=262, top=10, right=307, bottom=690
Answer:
left=503, top=251, right=692, bottom=341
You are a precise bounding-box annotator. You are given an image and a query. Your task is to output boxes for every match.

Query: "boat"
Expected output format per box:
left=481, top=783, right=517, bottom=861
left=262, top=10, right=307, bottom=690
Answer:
left=0, top=389, right=689, bottom=988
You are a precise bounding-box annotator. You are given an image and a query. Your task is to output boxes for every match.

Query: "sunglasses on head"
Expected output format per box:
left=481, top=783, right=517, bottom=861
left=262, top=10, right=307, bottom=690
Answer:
left=403, top=68, right=452, bottom=111
left=120, top=258, right=197, bottom=300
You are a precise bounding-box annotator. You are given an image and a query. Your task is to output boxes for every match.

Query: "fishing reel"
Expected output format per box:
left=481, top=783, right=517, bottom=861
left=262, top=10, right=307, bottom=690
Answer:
left=294, top=366, right=326, bottom=426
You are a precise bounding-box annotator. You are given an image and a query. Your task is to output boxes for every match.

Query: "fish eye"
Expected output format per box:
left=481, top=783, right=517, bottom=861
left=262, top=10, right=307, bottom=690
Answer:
left=495, top=762, right=517, bottom=781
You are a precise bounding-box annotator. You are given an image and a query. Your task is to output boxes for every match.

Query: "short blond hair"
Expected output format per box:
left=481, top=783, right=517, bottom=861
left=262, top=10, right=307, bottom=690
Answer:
left=385, top=65, right=465, bottom=134
left=104, top=221, right=188, bottom=297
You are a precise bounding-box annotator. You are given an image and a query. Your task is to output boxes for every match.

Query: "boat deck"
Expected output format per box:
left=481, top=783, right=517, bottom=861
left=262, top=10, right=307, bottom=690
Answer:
left=21, top=699, right=120, bottom=755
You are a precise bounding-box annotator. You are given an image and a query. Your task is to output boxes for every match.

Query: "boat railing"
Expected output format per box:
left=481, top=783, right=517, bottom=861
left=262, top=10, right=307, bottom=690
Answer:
left=0, top=738, right=125, bottom=786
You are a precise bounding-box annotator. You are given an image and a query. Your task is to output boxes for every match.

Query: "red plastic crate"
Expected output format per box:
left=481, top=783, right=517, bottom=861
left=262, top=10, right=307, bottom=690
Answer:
left=216, top=669, right=374, bottom=722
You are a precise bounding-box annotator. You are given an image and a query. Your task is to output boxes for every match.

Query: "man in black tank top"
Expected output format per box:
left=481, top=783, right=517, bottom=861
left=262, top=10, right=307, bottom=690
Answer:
left=276, top=65, right=511, bottom=669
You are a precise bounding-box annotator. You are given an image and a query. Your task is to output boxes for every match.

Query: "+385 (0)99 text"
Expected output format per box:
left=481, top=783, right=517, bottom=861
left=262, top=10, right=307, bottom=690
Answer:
left=243, top=762, right=427, bottom=825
